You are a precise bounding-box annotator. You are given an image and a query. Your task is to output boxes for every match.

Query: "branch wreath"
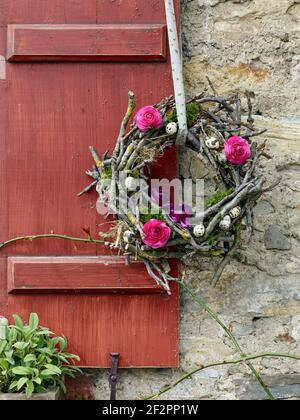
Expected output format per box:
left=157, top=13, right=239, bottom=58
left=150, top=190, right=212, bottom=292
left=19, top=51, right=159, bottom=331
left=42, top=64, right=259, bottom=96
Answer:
left=79, top=89, right=277, bottom=294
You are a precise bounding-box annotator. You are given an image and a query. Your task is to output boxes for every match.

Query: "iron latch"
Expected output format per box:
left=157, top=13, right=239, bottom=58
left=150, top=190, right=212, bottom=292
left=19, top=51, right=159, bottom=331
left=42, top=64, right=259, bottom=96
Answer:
left=108, top=353, right=120, bottom=400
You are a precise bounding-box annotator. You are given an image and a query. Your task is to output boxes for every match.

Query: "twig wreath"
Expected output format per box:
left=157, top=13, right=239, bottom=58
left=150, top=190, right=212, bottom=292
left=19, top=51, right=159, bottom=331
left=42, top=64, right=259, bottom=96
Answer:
left=79, top=89, right=278, bottom=294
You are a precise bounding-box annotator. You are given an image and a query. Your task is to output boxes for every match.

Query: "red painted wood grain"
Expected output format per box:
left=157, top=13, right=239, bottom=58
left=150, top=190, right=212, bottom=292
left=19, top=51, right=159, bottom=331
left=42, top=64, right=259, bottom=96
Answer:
left=7, top=24, right=167, bottom=62
left=0, top=0, right=179, bottom=368
left=8, top=256, right=164, bottom=294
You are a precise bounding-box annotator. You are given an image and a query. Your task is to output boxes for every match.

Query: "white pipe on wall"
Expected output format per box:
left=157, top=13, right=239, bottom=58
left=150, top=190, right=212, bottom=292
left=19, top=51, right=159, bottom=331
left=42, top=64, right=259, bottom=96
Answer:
left=164, top=0, right=187, bottom=141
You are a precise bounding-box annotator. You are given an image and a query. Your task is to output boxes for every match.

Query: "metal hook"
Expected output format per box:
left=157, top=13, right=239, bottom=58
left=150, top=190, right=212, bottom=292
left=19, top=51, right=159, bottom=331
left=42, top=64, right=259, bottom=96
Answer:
left=108, top=353, right=120, bottom=400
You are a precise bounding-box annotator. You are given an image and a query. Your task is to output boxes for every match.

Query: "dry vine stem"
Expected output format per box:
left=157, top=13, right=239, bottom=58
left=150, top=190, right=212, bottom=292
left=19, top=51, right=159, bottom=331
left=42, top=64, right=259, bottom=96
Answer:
left=145, top=352, right=300, bottom=400
left=79, top=86, right=275, bottom=292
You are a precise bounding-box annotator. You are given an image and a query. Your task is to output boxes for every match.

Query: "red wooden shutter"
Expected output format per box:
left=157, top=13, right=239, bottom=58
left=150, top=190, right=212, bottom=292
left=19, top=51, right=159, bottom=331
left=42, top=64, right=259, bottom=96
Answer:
left=0, top=0, right=179, bottom=368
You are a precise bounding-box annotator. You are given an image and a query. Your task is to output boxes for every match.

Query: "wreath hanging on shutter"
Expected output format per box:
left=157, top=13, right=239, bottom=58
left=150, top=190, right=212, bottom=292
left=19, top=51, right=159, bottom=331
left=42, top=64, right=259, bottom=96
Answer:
left=80, top=90, right=276, bottom=294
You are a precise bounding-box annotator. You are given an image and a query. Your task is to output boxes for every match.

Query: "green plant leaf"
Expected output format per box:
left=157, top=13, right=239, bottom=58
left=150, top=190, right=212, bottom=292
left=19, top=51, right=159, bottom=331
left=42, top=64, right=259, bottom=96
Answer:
left=40, top=369, right=57, bottom=377
left=11, top=366, right=34, bottom=376
left=5, top=350, right=15, bottom=366
left=9, top=381, right=18, bottom=390
left=23, top=354, right=36, bottom=363
left=45, top=364, right=61, bottom=375
left=35, top=329, right=53, bottom=337
left=8, top=328, right=18, bottom=342
left=57, top=355, right=70, bottom=364
left=0, top=358, right=9, bottom=371
left=32, top=368, right=39, bottom=376
left=63, top=370, right=76, bottom=379
left=13, top=341, right=29, bottom=350
left=17, top=377, right=28, bottom=391
left=29, top=313, right=39, bottom=331
left=0, top=340, right=7, bottom=355
left=52, top=336, right=67, bottom=351
left=33, top=377, right=42, bottom=385
left=37, top=354, right=46, bottom=364
left=26, top=380, right=34, bottom=398
left=57, top=378, right=67, bottom=394
left=5, top=350, right=13, bottom=359
left=63, top=353, right=80, bottom=361
left=13, top=314, right=24, bottom=330
left=22, top=326, right=34, bottom=338
left=37, top=348, right=54, bottom=356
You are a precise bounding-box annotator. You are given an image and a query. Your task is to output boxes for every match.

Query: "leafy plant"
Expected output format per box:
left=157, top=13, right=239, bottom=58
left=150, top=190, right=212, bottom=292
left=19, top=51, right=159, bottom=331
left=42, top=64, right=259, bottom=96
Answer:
left=0, top=313, right=81, bottom=398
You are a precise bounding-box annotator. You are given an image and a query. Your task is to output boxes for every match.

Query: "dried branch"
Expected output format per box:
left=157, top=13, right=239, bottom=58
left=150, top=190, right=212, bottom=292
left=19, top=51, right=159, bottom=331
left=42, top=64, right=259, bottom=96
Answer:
left=145, top=352, right=300, bottom=400
left=114, top=91, right=136, bottom=164
left=77, top=180, right=98, bottom=197
left=0, top=233, right=106, bottom=249
left=211, top=230, right=241, bottom=287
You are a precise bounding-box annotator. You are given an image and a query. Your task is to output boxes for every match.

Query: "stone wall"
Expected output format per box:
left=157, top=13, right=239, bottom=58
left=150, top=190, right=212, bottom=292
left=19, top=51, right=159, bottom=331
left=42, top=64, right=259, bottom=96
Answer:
left=79, top=1, right=300, bottom=400
left=182, top=0, right=300, bottom=119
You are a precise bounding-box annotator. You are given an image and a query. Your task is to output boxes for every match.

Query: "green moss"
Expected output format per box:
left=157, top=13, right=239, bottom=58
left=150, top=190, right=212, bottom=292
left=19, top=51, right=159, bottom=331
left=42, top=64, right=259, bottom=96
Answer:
left=140, top=212, right=166, bottom=224
left=131, top=169, right=140, bottom=178
left=204, top=189, right=234, bottom=209
left=207, top=229, right=221, bottom=246
left=101, top=166, right=112, bottom=179
left=139, top=204, right=166, bottom=224
left=232, top=222, right=242, bottom=233
left=210, top=249, right=225, bottom=257
left=167, top=103, right=202, bottom=127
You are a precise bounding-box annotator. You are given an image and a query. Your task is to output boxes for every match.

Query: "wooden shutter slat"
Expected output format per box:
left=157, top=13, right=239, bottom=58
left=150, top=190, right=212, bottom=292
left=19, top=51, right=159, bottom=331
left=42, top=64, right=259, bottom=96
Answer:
left=8, top=256, right=164, bottom=294
left=7, top=24, right=167, bottom=62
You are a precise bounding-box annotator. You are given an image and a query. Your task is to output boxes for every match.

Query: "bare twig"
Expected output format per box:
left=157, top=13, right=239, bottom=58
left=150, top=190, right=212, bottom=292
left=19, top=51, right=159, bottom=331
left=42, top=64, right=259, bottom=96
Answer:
left=77, top=180, right=98, bottom=197
left=114, top=91, right=136, bottom=164
left=0, top=233, right=106, bottom=249
left=145, top=352, right=300, bottom=400
left=211, top=230, right=241, bottom=287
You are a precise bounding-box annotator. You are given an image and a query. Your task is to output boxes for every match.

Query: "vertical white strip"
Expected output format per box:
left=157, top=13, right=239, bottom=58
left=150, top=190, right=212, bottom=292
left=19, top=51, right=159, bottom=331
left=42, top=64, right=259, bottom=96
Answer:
left=164, top=0, right=187, bottom=134
left=0, top=56, right=6, bottom=80
left=0, top=317, right=8, bottom=339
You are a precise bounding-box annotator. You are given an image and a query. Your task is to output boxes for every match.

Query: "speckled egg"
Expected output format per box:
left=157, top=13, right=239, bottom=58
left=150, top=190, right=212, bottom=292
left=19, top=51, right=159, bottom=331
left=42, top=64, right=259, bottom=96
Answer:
left=123, top=230, right=134, bottom=244
left=166, top=122, right=178, bottom=135
left=229, top=206, right=242, bottom=219
left=219, top=215, right=232, bottom=231
left=205, top=137, right=220, bottom=150
left=193, top=224, right=206, bottom=238
left=125, top=177, right=139, bottom=192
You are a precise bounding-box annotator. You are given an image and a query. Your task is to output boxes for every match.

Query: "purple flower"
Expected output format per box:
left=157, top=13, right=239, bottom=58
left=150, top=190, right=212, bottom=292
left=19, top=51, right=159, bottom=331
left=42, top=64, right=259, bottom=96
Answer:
left=170, top=204, right=193, bottom=228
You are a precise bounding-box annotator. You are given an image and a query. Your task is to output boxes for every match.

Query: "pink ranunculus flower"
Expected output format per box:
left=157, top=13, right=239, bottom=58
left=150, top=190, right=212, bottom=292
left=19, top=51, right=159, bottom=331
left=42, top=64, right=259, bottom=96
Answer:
left=143, top=219, right=171, bottom=249
left=134, top=106, right=163, bottom=132
left=224, top=136, right=251, bottom=165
